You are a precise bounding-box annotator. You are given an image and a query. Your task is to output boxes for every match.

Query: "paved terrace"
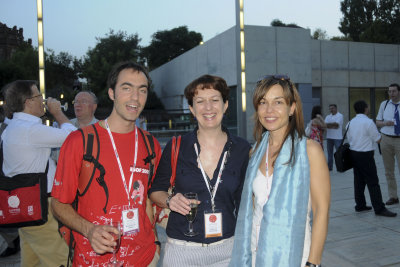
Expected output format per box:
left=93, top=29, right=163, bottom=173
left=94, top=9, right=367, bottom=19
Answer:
left=1, top=147, right=399, bottom=267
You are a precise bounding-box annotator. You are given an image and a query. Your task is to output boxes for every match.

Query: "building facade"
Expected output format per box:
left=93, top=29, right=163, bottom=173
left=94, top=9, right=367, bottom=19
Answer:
left=150, top=25, right=400, bottom=141
left=0, top=22, right=31, bottom=62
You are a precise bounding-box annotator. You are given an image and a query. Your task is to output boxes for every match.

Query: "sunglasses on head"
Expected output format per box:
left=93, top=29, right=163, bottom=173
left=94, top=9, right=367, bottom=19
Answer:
left=257, top=74, right=290, bottom=83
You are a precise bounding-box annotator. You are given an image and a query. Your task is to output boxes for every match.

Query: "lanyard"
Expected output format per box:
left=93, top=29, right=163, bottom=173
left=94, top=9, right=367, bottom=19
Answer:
left=194, top=143, right=228, bottom=212
left=104, top=119, right=138, bottom=206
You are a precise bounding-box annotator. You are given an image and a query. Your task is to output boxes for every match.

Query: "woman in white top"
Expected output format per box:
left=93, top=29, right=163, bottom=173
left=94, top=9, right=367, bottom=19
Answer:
left=230, top=75, right=330, bottom=267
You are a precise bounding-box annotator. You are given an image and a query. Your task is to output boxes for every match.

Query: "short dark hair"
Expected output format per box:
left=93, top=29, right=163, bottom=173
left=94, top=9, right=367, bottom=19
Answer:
left=184, top=75, right=230, bottom=107
left=2, top=80, right=37, bottom=118
left=389, top=83, right=400, bottom=91
left=354, top=100, right=368, bottom=114
left=329, top=104, right=337, bottom=108
left=107, top=61, right=151, bottom=91
left=311, top=105, right=322, bottom=119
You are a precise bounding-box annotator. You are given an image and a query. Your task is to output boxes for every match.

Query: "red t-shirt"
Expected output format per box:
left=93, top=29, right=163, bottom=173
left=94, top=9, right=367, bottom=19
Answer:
left=52, top=123, right=161, bottom=267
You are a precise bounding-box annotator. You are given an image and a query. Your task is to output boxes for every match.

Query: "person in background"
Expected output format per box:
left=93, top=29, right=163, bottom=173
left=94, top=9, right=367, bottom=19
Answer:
left=325, top=104, right=343, bottom=171
left=149, top=74, right=250, bottom=267
left=136, top=115, right=147, bottom=130
left=306, top=105, right=326, bottom=149
left=51, top=90, right=98, bottom=162
left=51, top=61, right=162, bottom=266
left=1, top=80, right=76, bottom=266
left=347, top=100, right=396, bottom=217
left=230, top=75, right=330, bottom=267
left=376, top=83, right=400, bottom=205
left=71, top=90, right=98, bottom=128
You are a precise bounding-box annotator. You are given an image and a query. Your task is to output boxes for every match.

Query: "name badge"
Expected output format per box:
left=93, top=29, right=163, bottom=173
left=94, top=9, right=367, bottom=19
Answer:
left=122, top=208, right=139, bottom=235
left=204, top=210, right=223, bottom=238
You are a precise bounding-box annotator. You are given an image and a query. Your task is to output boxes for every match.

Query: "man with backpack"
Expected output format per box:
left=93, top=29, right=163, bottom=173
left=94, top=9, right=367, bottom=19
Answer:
left=51, top=62, right=162, bottom=266
left=1, top=80, right=76, bottom=266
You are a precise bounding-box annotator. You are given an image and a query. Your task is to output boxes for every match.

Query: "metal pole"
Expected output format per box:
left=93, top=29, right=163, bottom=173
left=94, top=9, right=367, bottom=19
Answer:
left=37, top=0, right=46, bottom=97
left=235, top=0, right=247, bottom=139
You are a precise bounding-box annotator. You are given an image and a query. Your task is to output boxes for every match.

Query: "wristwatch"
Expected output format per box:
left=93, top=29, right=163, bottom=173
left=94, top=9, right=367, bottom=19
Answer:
left=166, top=194, right=173, bottom=209
left=306, top=262, right=322, bottom=267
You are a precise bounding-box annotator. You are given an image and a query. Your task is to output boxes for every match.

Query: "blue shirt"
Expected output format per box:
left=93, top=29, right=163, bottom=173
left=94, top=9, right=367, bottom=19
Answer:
left=149, top=128, right=250, bottom=243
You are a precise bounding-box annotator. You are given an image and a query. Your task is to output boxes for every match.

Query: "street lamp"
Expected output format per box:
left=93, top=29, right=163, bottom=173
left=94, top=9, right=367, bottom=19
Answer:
left=37, top=0, right=45, bottom=97
left=236, top=0, right=247, bottom=138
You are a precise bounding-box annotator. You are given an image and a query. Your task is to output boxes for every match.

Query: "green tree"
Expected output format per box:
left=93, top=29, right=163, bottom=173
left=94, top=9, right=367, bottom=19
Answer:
left=339, top=0, right=400, bottom=43
left=270, top=19, right=300, bottom=28
left=81, top=30, right=143, bottom=106
left=0, top=43, right=38, bottom=87
left=312, top=28, right=329, bottom=40
left=142, top=26, right=202, bottom=70
left=45, top=50, right=78, bottom=104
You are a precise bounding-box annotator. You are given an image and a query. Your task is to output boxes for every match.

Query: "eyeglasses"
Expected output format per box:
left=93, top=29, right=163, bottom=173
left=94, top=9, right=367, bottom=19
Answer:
left=26, top=94, right=43, bottom=101
left=257, top=74, right=290, bottom=83
left=72, top=100, right=92, bottom=105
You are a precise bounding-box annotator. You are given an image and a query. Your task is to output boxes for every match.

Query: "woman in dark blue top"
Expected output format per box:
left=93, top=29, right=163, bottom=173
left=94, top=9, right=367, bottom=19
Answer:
left=149, top=74, right=250, bottom=267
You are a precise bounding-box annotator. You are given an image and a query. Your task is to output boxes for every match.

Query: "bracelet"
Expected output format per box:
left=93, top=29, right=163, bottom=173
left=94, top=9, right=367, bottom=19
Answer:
left=166, top=194, right=173, bottom=209
left=154, top=241, right=161, bottom=247
left=306, top=261, right=321, bottom=267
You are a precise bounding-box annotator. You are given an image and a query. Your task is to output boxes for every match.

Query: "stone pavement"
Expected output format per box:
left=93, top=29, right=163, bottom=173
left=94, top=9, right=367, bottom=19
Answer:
left=0, top=148, right=399, bottom=267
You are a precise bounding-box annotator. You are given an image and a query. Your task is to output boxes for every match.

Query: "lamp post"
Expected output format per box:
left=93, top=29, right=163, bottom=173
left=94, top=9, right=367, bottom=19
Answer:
left=37, top=0, right=45, bottom=98
left=236, top=0, right=247, bottom=138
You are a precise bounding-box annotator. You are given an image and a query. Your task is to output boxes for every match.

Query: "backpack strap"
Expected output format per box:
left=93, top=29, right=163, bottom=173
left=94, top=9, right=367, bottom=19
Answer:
left=137, top=127, right=156, bottom=187
left=169, top=136, right=181, bottom=193
left=78, top=125, right=108, bottom=214
left=384, top=99, right=389, bottom=112
left=152, top=135, right=181, bottom=227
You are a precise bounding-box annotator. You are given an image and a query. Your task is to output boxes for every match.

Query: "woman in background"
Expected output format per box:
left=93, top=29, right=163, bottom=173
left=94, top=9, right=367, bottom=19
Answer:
left=307, top=105, right=327, bottom=149
left=230, top=75, right=330, bottom=267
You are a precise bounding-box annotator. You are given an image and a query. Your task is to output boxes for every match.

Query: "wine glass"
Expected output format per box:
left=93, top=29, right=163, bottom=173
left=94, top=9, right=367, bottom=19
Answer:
left=108, top=221, right=122, bottom=267
left=184, top=192, right=199, bottom=237
left=43, top=99, right=68, bottom=111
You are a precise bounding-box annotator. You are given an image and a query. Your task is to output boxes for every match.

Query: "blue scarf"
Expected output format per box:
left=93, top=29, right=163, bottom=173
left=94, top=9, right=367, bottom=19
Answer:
left=230, top=132, right=310, bottom=266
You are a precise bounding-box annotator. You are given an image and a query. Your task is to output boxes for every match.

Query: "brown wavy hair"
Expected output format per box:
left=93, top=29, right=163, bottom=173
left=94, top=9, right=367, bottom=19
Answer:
left=252, top=76, right=305, bottom=165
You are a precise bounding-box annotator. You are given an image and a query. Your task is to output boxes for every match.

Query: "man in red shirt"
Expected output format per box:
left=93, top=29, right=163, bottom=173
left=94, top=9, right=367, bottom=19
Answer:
left=51, top=62, right=161, bottom=266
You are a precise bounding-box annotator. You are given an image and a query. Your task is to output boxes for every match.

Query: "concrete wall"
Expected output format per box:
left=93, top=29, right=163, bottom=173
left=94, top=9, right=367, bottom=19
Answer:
left=244, top=26, right=314, bottom=139
left=150, top=25, right=400, bottom=140
left=150, top=27, right=237, bottom=110
left=311, top=40, right=400, bottom=123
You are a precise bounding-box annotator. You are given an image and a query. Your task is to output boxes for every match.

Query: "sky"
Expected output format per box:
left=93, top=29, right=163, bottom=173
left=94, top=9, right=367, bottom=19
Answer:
left=1, top=0, right=343, bottom=59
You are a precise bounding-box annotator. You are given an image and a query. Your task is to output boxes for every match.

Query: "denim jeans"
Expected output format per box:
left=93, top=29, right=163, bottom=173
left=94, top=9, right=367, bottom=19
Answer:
left=327, top=138, right=342, bottom=170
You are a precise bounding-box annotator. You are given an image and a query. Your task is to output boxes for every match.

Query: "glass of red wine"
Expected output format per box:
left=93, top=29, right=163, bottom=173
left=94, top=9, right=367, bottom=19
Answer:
left=184, top=192, right=199, bottom=237
left=108, top=221, right=122, bottom=267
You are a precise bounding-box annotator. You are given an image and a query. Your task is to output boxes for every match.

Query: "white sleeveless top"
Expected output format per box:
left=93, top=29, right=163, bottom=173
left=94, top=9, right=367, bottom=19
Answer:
left=251, top=169, right=312, bottom=267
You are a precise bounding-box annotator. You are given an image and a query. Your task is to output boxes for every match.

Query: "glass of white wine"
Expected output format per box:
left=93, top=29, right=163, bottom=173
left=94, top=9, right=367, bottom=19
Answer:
left=43, top=99, right=68, bottom=111
left=108, top=221, right=122, bottom=267
left=184, top=192, right=199, bottom=237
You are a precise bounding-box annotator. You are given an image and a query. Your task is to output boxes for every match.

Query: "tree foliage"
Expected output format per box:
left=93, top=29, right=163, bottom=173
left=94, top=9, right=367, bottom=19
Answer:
left=81, top=30, right=143, bottom=105
left=142, top=26, right=202, bottom=70
left=312, top=28, right=329, bottom=40
left=340, top=0, right=400, bottom=43
left=270, top=19, right=301, bottom=28
left=0, top=43, right=77, bottom=105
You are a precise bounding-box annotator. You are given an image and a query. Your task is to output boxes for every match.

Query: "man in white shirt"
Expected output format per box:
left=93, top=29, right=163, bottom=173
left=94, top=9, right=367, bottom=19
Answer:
left=376, top=83, right=400, bottom=205
left=325, top=104, right=343, bottom=171
left=347, top=100, right=396, bottom=217
left=1, top=80, right=77, bottom=266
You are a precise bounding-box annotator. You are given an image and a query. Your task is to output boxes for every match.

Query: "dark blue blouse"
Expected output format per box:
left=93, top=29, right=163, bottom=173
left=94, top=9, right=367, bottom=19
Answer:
left=149, top=128, right=251, bottom=243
